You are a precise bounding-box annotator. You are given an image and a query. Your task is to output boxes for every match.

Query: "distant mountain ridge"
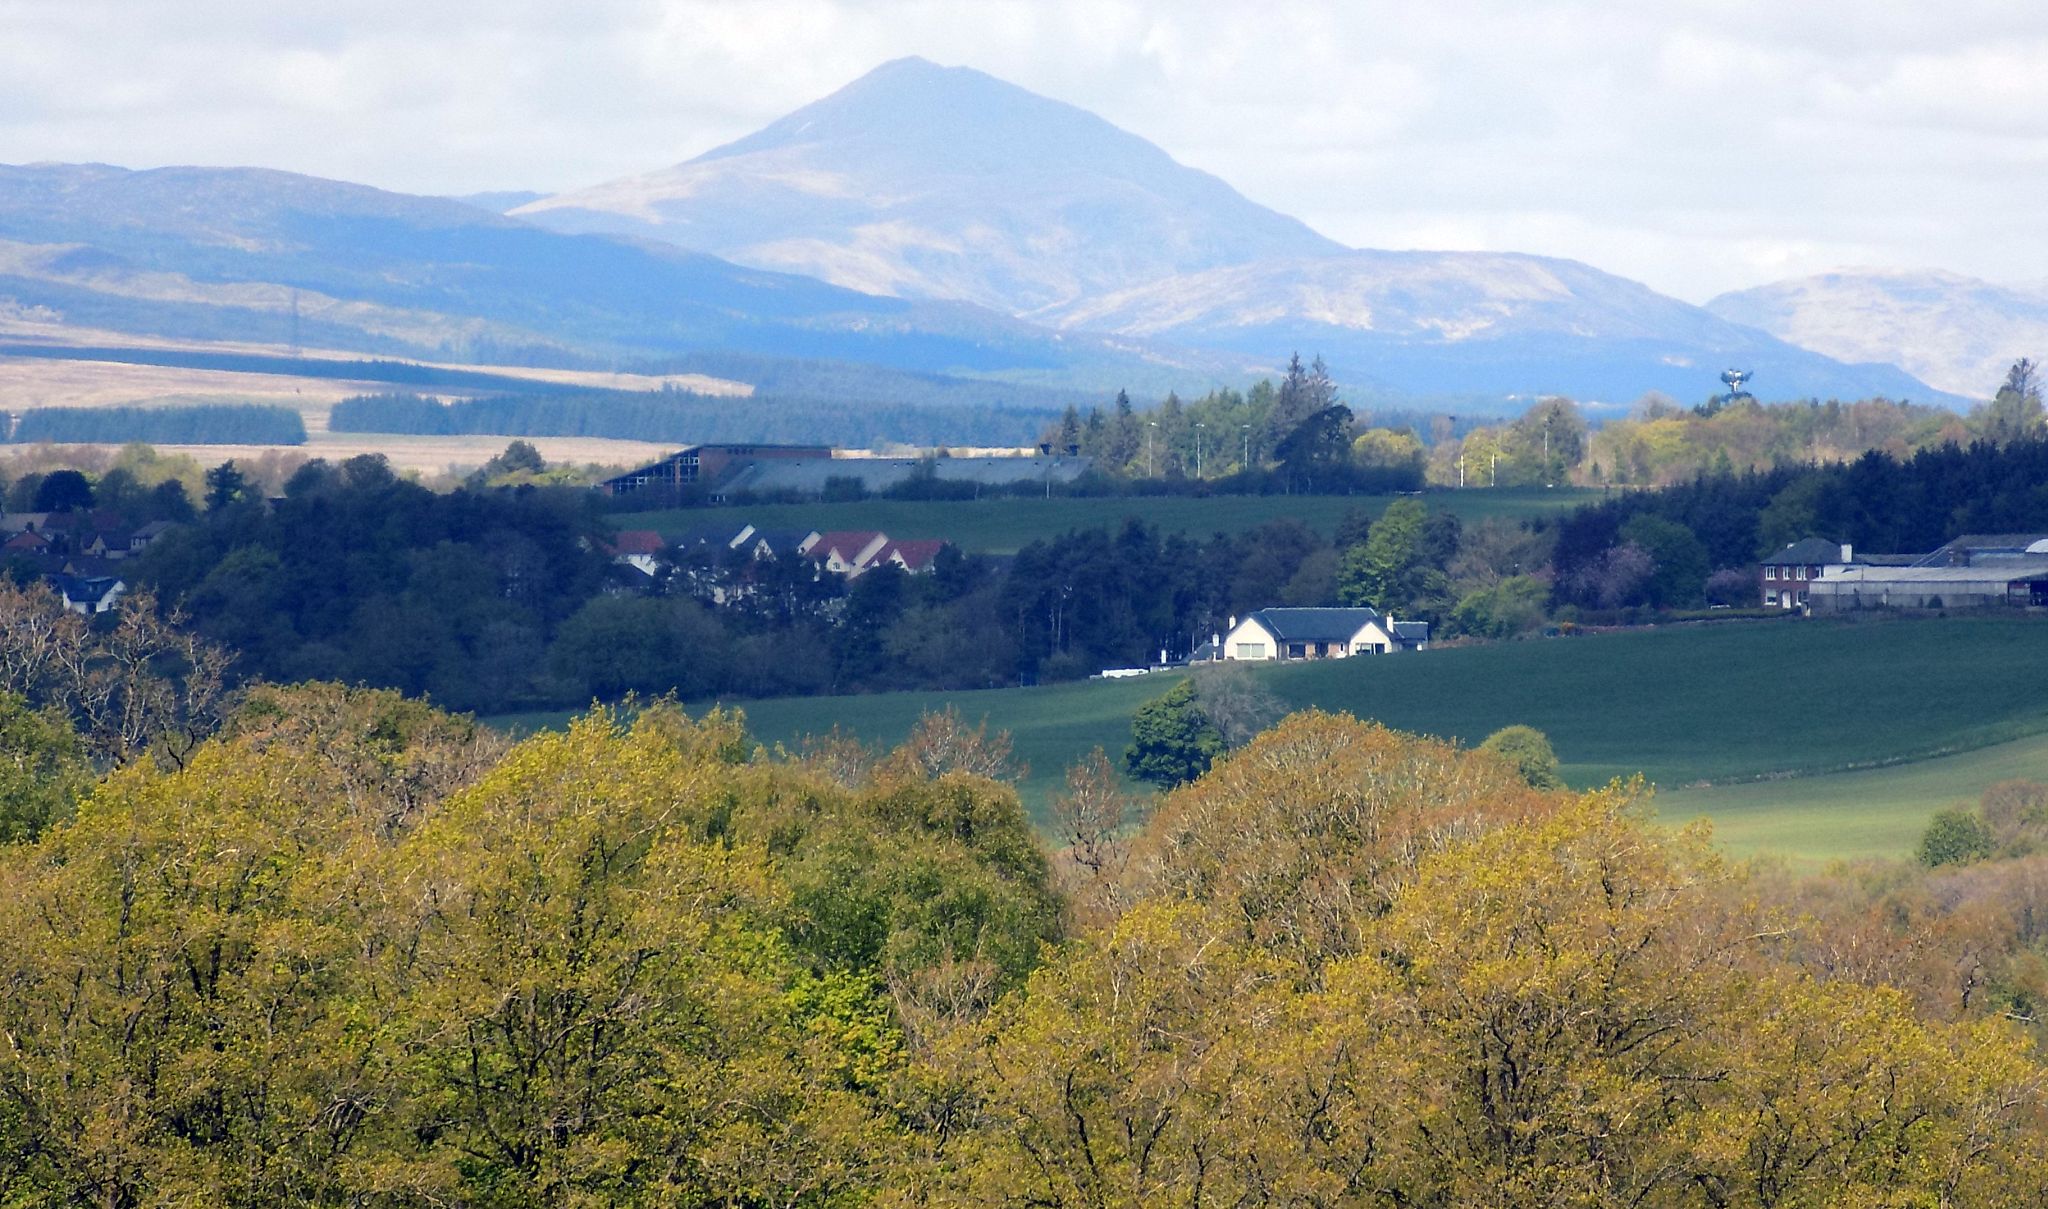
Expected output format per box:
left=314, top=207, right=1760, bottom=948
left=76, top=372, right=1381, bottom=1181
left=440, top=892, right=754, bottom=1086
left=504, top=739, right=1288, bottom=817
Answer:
left=0, top=62, right=1965, bottom=414
left=451, top=190, right=547, bottom=213
left=1040, top=251, right=1948, bottom=403
left=1706, top=268, right=2048, bottom=398
left=0, top=161, right=1190, bottom=390
left=515, top=58, right=1952, bottom=405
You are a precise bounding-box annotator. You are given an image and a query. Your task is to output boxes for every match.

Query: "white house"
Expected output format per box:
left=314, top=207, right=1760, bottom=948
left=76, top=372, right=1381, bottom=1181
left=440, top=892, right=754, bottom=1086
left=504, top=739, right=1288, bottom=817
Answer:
left=1218, top=607, right=1428, bottom=662
left=800, top=530, right=891, bottom=576
left=52, top=574, right=126, bottom=615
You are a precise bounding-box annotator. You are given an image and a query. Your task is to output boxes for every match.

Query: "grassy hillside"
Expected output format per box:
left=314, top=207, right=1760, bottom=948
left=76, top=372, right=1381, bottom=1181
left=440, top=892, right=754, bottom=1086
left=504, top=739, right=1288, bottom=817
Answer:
left=1261, top=616, right=2048, bottom=786
left=494, top=616, right=2048, bottom=861
left=621, top=487, right=1600, bottom=554
left=1657, top=730, right=2048, bottom=867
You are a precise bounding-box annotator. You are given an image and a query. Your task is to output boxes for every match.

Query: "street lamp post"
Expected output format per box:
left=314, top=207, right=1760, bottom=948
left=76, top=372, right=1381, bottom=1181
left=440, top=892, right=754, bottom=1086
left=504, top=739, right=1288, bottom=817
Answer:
left=1147, top=421, right=1157, bottom=478
left=1195, top=422, right=1206, bottom=478
left=1241, top=424, right=1250, bottom=472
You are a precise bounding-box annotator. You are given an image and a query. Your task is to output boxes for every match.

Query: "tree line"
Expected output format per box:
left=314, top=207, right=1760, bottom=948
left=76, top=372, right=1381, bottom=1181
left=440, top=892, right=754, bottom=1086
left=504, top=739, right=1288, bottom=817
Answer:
left=1027, top=353, right=2028, bottom=500
left=5, top=403, right=307, bottom=445
left=26, top=425, right=2048, bottom=722
left=331, top=388, right=1065, bottom=449
left=32, top=422, right=2048, bottom=725
left=121, top=453, right=1479, bottom=707
left=1057, top=357, right=2044, bottom=498
left=1441, top=357, right=2045, bottom=490
left=1044, top=354, right=1426, bottom=493
left=1549, top=433, right=2048, bottom=612
left=128, top=455, right=612, bottom=713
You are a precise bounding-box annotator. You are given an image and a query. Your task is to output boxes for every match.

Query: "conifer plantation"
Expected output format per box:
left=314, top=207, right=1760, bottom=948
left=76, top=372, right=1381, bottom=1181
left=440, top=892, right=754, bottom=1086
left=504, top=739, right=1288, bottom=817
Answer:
left=2, top=684, right=2043, bottom=1207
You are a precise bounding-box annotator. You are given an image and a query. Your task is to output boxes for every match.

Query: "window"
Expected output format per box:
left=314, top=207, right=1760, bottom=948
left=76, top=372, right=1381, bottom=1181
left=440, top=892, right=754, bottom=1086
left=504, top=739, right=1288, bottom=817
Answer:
left=1766, top=590, right=1779, bottom=606
left=1287, top=643, right=1307, bottom=659
left=1796, top=565, right=1808, bottom=580
left=1764, top=566, right=1777, bottom=580
left=1797, top=591, right=1808, bottom=605
left=1234, top=642, right=1267, bottom=660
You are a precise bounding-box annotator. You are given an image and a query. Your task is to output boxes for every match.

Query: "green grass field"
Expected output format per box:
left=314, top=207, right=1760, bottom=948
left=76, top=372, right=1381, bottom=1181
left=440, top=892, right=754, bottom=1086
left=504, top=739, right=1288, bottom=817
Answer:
left=617, top=487, right=1600, bottom=554
left=490, top=616, right=2048, bottom=864
left=1657, top=731, right=2048, bottom=868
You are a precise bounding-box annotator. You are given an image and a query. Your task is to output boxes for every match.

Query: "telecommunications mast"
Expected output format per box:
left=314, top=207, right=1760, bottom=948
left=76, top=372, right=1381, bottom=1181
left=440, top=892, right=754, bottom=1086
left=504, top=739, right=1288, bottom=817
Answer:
left=1719, top=368, right=1753, bottom=403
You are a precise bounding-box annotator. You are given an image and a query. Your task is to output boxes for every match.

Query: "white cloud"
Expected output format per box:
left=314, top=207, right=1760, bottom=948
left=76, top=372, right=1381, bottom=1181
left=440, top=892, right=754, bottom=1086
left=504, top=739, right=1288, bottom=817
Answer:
left=2, top=0, right=2045, bottom=299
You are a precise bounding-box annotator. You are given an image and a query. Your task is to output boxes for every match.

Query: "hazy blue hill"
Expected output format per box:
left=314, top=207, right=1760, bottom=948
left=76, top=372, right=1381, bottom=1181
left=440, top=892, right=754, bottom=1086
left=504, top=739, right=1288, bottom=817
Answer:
left=450, top=190, right=548, bottom=213
left=1707, top=267, right=2048, bottom=398
left=515, top=56, right=1344, bottom=311
left=1044, top=251, right=1954, bottom=404
left=0, top=65, right=1960, bottom=410
left=0, top=161, right=1158, bottom=379
left=515, top=59, right=1950, bottom=406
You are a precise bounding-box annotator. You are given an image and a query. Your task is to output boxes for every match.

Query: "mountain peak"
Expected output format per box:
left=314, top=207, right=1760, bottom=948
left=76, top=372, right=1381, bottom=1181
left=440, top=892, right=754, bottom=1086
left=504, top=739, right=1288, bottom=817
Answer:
left=863, top=54, right=961, bottom=80
left=692, top=56, right=1139, bottom=173
left=514, top=59, right=1343, bottom=311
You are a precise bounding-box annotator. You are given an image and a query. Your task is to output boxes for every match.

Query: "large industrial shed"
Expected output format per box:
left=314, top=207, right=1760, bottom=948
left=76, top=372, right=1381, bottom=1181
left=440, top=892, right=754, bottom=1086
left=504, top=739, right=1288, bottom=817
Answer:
left=1809, top=535, right=2048, bottom=611
left=718, top=453, right=1090, bottom=496
left=601, top=444, right=1090, bottom=501
left=1809, top=563, right=2048, bottom=611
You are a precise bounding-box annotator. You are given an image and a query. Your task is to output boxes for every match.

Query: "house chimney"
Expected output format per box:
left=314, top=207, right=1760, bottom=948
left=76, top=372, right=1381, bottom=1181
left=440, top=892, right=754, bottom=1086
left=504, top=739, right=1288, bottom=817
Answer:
left=1840, top=543, right=1853, bottom=563
left=1227, top=615, right=1237, bottom=630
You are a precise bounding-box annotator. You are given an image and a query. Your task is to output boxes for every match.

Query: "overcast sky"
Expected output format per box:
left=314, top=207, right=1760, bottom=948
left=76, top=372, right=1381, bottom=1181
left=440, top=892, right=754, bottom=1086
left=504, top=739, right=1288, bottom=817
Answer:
left=5, top=0, right=2045, bottom=301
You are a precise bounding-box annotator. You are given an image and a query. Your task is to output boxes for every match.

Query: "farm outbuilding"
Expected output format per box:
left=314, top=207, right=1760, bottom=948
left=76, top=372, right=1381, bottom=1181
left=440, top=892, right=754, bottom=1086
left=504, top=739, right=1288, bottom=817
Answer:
left=601, top=444, right=1090, bottom=501
left=1809, top=536, right=2048, bottom=612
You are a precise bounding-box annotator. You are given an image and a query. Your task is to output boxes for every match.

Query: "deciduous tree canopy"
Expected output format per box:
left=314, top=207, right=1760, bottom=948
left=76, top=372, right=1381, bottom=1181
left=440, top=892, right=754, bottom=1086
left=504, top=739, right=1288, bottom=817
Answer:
left=0, top=699, right=2045, bottom=1206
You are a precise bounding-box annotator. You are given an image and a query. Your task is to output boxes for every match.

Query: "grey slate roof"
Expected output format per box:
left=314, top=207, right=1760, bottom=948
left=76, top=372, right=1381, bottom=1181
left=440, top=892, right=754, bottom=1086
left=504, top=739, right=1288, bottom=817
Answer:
left=1391, top=620, right=1431, bottom=642
left=51, top=574, right=122, bottom=606
left=1246, top=607, right=1382, bottom=643
left=1762, top=538, right=1849, bottom=566
left=1911, top=534, right=2048, bottom=567
left=1817, top=560, right=2048, bottom=586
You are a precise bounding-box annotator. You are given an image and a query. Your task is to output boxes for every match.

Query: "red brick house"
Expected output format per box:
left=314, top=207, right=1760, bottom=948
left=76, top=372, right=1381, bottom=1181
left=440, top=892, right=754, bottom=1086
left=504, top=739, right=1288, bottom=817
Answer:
left=1759, top=538, right=1856, bottom=609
